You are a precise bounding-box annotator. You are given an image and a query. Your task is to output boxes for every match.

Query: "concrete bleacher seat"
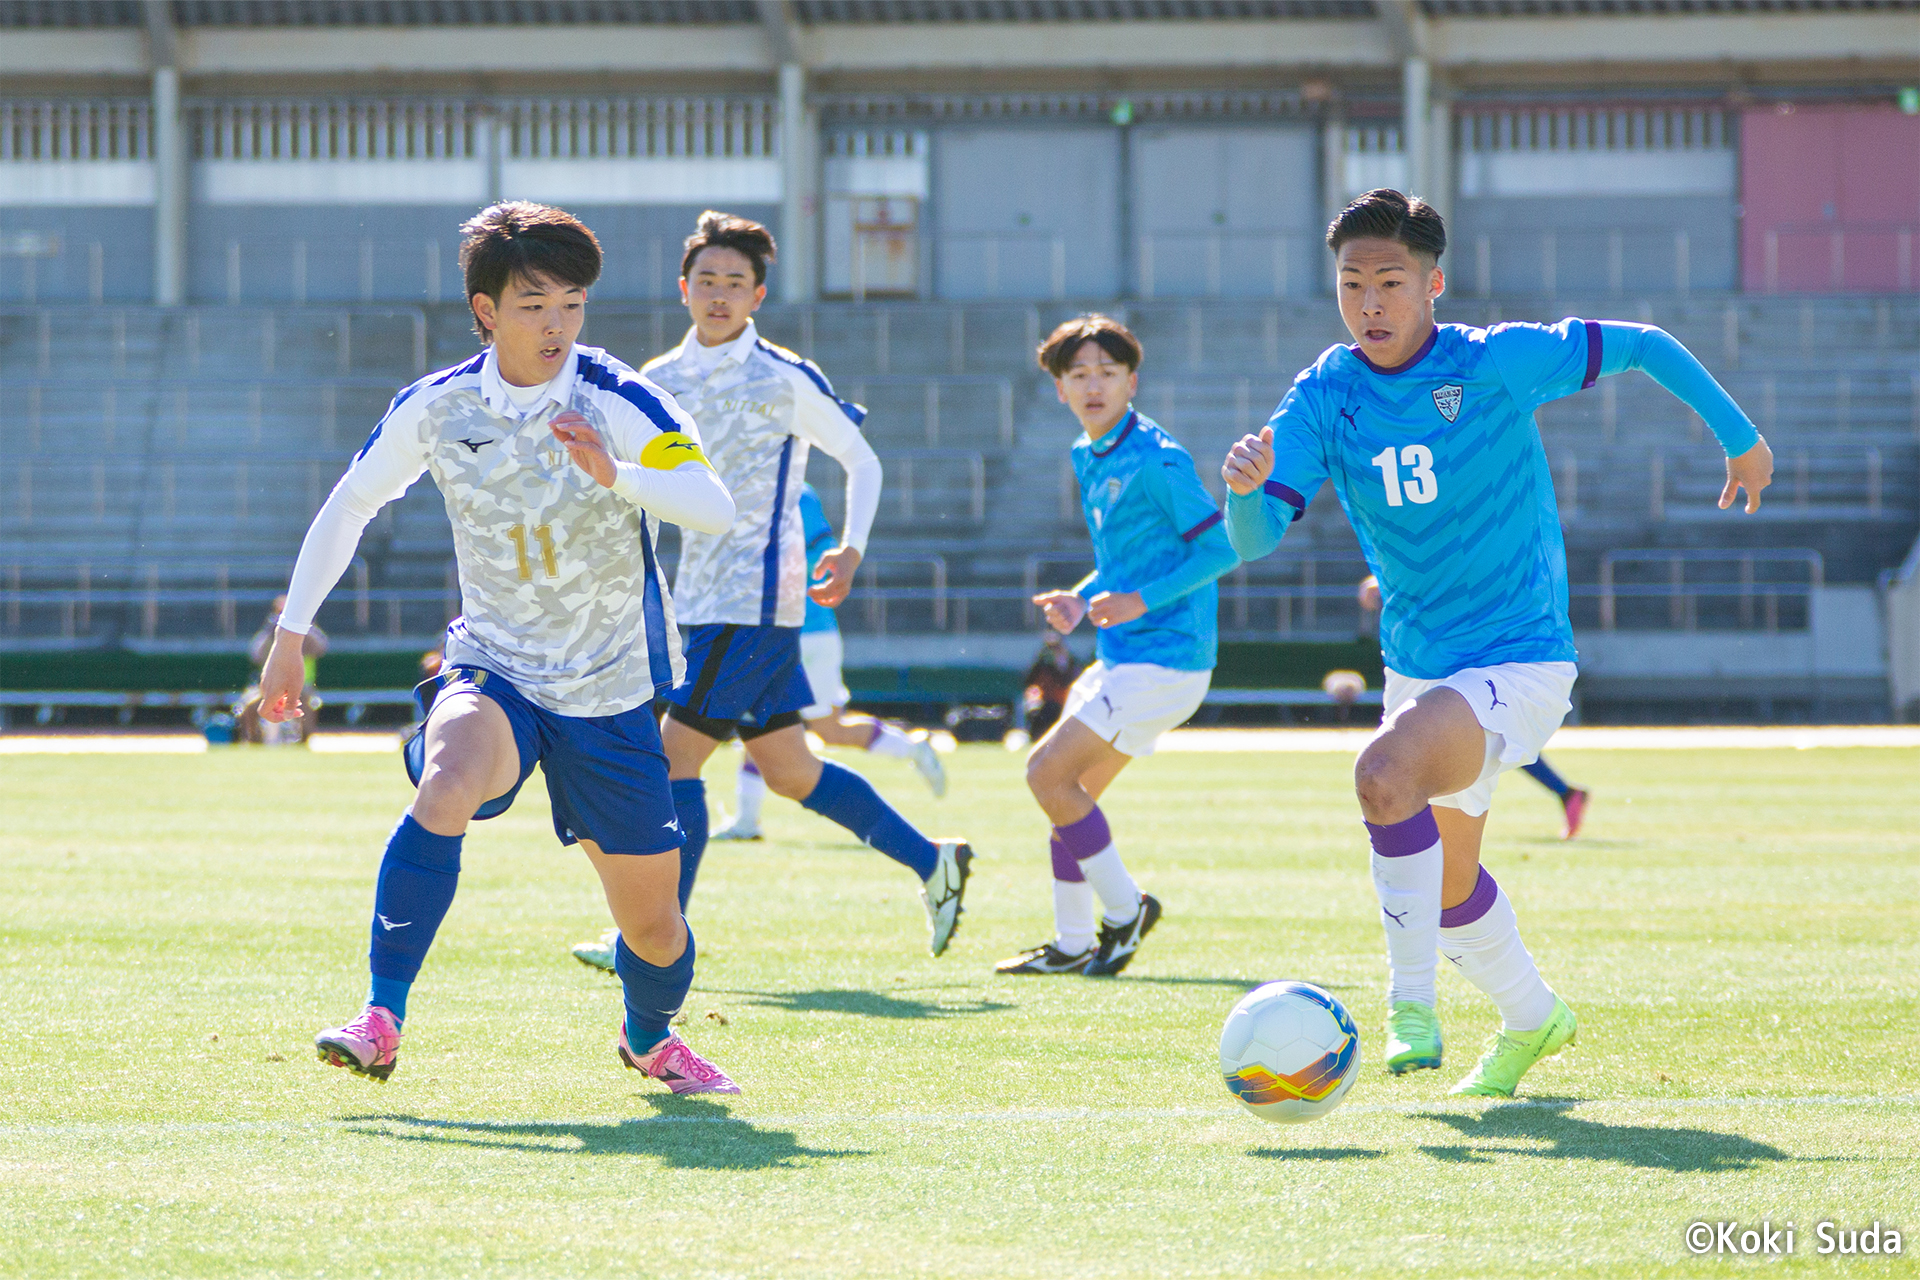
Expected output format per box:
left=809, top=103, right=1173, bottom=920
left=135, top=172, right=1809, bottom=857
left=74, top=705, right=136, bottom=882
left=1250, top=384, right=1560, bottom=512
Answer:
left=3, top=294, right=1914, bottom=648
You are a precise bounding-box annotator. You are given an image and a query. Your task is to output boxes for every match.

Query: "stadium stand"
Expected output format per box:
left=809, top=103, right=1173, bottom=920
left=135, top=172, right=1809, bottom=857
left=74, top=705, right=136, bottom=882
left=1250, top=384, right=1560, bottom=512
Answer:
left=1, top=0, right=1915, bottom=722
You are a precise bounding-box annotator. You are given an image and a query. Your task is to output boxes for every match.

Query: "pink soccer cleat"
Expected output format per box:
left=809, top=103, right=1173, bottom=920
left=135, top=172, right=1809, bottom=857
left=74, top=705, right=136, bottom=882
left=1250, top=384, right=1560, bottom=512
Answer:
left=616, top=1025, right=741, bottom=1095
left=315, top=1005, right=402, bottom=1082
left=1561, top=789, right=1590, bottom=841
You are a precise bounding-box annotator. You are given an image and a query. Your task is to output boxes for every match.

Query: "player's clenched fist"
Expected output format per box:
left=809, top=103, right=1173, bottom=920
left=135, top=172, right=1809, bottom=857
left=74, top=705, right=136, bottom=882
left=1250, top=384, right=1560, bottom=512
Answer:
left=1222, top=426, right=1276, bottom=496
left=257, top=627, right=309, bottom=723
left=1031, top=589, right=1088, bottom=635
left=551, top=410, right=616, bottom=488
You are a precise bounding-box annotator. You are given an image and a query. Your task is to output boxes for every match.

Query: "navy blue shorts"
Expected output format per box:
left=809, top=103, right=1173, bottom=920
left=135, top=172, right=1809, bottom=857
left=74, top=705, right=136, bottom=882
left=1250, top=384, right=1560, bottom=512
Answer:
left=663, top=623, right=814, bottom=740
left=403, top=665, right=682, bottom=856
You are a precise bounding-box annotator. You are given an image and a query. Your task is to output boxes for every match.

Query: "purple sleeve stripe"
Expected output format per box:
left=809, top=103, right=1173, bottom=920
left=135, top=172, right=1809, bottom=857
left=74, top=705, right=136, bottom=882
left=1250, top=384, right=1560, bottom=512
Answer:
left=1180, top=510, right=1224, bottom=542
left=1262, top=479, right=1307, bottom=523
left=1581, top=319, right=1603, bottom=390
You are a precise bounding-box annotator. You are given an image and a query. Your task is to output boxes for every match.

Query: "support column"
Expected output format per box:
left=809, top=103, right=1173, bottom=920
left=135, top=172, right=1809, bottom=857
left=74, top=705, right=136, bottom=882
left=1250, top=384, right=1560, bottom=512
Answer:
left=1426, top=80, right=1454, bottom=225
left=151, top=66, right=185, bottom=306
left=147, top=0, right=186, bottom=308
left=1401, top=56, right=1430, bottom=201
left=1322, top=105, right=1349, bottom=226
left=779, top=62, right=816, bottom=303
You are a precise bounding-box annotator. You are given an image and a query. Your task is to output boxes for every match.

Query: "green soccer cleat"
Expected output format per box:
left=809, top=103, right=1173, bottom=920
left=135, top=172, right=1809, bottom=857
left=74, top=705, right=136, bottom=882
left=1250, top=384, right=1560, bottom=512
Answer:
left=1384, top=1000, right=1443, bottom=1073
left=1448, top=995, right=1578, bottom=1097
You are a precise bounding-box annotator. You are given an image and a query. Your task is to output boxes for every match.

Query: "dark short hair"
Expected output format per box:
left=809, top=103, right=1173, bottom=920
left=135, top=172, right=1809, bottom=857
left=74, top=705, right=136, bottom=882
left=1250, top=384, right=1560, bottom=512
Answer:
left=1326, top=188, right=1447, bottom=262
left=459, top=201, right=602, bottom=342
left=1036, top=314, right=1143, bottom=378
left=681, top=210, right=776, bottom=285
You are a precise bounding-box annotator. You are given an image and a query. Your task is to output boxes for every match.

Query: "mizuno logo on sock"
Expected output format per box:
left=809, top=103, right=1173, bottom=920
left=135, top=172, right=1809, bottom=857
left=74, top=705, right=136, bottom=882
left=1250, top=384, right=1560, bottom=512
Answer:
left=1383, top=908, right=1409, bottom=927
left=377, top=914, right=412, bottom=931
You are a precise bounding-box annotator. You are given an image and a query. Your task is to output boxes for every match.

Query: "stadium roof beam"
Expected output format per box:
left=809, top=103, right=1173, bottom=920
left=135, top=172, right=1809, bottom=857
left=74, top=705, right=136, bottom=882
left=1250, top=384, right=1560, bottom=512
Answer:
left=0, top=11, right=1911, bottom=82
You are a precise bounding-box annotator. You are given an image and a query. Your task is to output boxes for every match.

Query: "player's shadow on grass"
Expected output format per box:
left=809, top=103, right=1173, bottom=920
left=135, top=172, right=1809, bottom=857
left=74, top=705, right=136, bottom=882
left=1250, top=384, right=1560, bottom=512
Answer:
left=1414, top=1099, right=1791, bottom=1173
left=342, top=1099, right=863, bottom=1171
left=1247, top=1146, right=1386, bottom=1161
left=722, top=987, right=1013, bottom=1019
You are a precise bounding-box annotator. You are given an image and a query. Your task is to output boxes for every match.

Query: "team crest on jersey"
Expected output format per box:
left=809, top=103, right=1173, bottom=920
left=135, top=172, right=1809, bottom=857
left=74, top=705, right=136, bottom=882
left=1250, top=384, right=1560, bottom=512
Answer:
left=1432, top=384, right=1463, bottom=422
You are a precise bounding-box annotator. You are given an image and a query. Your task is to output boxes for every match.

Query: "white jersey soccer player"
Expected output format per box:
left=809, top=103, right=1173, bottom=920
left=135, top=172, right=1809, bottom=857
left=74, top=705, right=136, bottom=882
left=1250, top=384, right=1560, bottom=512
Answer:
left=639, top=211, right=971, bottom=958
left=1224, top=188, right=1773, bottom=1098
left=261, top=202, right=741, bottom=1096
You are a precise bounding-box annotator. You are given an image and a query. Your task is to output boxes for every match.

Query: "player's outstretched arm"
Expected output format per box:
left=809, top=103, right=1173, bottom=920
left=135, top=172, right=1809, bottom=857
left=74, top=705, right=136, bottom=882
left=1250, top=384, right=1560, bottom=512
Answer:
left=1589, top=322, right=1772, bottom=513
left=791, top=374, right=881, bottom=610
left=263, top=400, right=433, bottom=722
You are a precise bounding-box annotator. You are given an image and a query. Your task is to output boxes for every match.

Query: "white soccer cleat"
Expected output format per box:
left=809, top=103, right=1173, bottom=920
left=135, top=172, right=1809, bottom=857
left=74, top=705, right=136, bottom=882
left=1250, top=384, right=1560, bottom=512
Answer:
left=908, top=734, right=948, bottom=798
left=919, top=839, right=974, bottom=957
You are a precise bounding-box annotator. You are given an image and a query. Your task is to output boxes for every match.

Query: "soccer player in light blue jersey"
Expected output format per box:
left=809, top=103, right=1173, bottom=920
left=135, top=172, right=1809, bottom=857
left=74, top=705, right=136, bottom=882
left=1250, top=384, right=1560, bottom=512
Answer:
left=998, top=316, right=1239, bottom=978
left=1224, top=189, right=1774, bottom=1096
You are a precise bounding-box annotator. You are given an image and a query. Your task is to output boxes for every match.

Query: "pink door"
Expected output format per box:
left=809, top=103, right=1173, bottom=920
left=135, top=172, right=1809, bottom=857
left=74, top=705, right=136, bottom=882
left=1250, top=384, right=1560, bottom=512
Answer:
left=1742, top=105, right=1920, bottom=292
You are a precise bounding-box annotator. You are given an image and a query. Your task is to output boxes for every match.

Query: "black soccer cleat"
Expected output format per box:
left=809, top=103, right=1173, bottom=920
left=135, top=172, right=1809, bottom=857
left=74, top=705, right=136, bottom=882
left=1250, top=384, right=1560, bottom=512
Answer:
left=994, top=942, right=1094, bottom=975
left=1084, top=893, right=1162, bottom=977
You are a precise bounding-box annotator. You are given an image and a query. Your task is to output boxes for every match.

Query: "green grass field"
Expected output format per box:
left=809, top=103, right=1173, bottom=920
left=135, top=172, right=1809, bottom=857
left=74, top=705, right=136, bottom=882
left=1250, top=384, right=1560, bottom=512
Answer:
left=3, top=740, right=1917, bottom=1278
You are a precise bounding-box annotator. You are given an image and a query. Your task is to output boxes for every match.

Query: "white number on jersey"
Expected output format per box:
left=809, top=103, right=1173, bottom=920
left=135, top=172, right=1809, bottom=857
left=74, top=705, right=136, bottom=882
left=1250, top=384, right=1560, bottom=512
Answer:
left=1370, top=445, right=1440, bottom=508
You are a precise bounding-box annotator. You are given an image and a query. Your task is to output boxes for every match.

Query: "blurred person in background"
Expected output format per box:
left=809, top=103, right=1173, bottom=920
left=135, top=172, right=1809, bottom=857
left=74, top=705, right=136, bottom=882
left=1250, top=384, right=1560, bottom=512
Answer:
left=239, top=595, right=326, bottom=744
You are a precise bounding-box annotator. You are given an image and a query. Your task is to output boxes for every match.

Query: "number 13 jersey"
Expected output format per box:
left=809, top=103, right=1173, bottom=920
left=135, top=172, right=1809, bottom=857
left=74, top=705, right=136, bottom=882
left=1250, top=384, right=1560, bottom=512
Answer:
left=1259, top=319, right=1599, bottom=679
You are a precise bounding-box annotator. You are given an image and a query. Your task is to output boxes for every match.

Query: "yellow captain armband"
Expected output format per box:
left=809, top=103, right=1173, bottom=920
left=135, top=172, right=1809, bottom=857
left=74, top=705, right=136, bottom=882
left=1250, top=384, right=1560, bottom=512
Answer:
left=639, top=431, right=710, bottom=471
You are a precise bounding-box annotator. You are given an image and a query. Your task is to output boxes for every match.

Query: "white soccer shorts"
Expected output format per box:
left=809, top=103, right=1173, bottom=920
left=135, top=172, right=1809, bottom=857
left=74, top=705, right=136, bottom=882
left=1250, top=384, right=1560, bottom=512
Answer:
left=1376, top=660, right=1578, bottom=817
left=799, top=629, right=851, bottom=721
left=1063, top=661, right=1212, bottom=758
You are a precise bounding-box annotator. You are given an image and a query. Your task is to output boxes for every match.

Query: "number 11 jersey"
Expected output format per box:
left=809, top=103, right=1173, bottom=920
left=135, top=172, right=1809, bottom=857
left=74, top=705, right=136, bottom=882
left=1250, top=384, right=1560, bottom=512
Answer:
left=1259, top=319, right=1599, bottom=679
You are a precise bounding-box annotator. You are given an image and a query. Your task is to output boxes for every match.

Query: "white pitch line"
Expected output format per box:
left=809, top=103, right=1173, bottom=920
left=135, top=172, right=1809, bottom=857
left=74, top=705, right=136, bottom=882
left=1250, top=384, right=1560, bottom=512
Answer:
left=1160, top=726, right=1920, bottom=753
left=2, top=1095, right=1914, bottom=1138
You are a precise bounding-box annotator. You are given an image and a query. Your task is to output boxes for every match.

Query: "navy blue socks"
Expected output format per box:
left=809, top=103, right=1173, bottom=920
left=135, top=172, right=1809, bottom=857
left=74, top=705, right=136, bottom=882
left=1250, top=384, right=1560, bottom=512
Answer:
left=365, top=813, right=463, bottom=1023
left=671, top=778, right=708, bottom=912
left=802, top=761, right=939, bottom=880
left=1523, top=758, right=1573, bottom=798
left=616, top=929, right=695, bottom=1053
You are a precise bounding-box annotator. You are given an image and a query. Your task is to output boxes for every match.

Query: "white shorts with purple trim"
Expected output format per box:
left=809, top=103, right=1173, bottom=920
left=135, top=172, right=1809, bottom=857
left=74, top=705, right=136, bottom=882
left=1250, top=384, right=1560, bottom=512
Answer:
left=1065, top=661, right=1212, bottom=758
left=1377, top=660, right=1578, bottom=817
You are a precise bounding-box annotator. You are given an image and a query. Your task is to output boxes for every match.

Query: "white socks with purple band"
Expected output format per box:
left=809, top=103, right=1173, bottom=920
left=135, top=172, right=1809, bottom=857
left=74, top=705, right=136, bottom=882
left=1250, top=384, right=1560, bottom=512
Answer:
left=1365, top=807, right=1445, bottom=1008
left=1439, top=866, right=1556, bottom=1032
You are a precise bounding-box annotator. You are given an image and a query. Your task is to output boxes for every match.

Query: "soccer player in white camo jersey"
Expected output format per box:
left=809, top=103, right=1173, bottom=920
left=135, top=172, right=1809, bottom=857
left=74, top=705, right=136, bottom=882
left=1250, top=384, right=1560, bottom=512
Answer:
left=259, top=203, right=742, bottom=1094
left=641, top=212, right=972, bottom=956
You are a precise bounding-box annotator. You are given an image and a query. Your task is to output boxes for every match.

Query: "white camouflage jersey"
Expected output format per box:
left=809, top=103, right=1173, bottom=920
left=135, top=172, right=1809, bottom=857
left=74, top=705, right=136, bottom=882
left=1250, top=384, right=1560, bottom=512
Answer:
left=286, top=344, right=715, bottom=717
left=644, top=320, right=873, bottom=628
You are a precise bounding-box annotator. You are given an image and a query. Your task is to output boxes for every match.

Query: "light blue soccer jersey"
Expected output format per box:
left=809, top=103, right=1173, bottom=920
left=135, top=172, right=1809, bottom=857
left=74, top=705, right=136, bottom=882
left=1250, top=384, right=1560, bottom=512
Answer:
left=1226, top=319, right=1760, bottom=679
left=799, top=483, right=838, bottom=635
left=1072, top=410, right=1239, bottom=671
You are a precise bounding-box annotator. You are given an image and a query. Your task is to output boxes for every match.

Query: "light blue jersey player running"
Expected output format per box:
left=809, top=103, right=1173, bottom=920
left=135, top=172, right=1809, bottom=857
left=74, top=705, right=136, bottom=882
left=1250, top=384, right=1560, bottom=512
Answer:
left=999, top=315, right=1239, bottom=979
left=712, top=482, right=947, bottom=840
left=1224, top=188, right=1774, bottom=1097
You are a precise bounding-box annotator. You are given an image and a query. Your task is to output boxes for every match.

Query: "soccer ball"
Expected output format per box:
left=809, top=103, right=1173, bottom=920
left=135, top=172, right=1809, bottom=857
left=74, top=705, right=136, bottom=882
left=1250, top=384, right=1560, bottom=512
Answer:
left=1219, top=981, right=1361, bottom=1123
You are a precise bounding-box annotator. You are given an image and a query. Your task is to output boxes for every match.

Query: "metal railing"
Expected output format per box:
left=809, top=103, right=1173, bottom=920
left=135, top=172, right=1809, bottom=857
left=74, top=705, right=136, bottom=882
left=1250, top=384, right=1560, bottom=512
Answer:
left=1595, top=549, right=1823, bottom=632
left=874, top=449, right=985, bottom=522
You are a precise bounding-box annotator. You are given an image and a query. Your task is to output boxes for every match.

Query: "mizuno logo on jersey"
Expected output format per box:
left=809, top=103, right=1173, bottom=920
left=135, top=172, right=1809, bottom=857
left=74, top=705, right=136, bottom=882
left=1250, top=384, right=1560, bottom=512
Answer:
left=1432, top=384, right=1463, bottom=422
left=455, top=437, right=491, bottom=453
